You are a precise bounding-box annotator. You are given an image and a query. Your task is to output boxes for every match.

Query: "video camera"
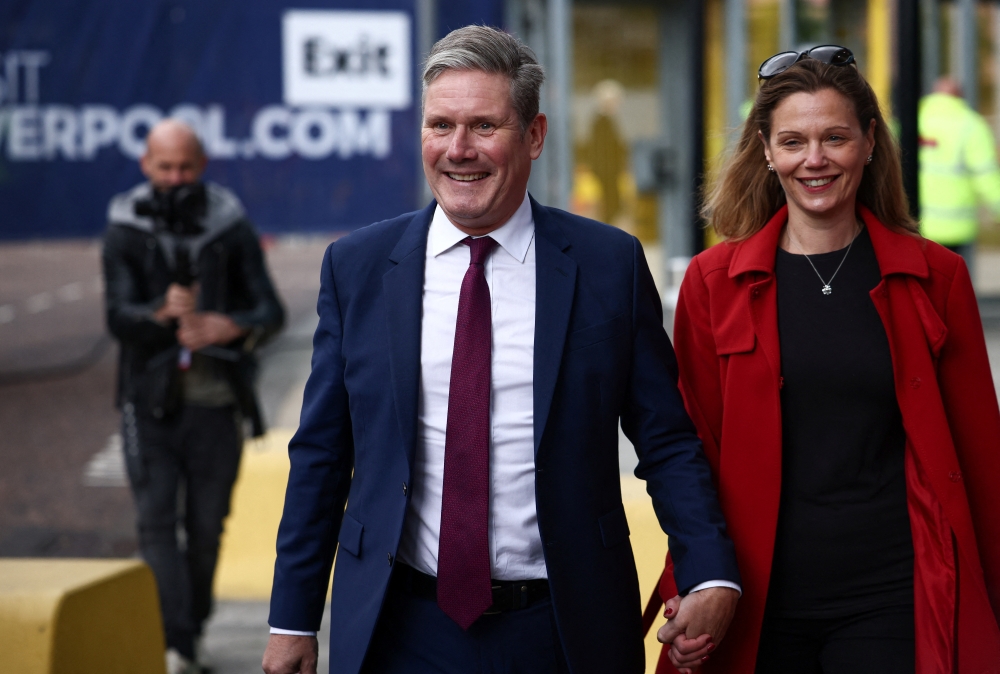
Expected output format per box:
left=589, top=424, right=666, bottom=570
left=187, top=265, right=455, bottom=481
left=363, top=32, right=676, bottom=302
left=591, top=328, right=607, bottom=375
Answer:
left=134, top=183, right=208, bottom=238
left=134, top=183, right=208, bottom=287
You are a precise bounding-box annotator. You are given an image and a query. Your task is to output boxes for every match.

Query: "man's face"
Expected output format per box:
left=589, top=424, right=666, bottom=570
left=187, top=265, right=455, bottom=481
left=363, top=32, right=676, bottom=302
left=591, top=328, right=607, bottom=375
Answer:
left=421, top=69, right=546, bottom=234
left=140, top=132, right=207, bottom=192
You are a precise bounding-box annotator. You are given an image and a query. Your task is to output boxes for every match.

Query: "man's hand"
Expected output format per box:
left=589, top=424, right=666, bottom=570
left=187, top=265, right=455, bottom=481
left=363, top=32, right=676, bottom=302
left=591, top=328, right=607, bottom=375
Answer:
left=262, top=634, right=319, bottom=674
left=154, top=283, right=197, bottom=323
left=657, top=587, right=739, bottom=672
left=176, top=312, right=247, bottom=351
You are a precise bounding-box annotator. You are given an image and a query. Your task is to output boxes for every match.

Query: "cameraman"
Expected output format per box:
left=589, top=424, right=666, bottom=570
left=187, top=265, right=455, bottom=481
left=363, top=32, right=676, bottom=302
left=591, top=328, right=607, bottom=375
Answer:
left=102, top=119, right=284, bottom=674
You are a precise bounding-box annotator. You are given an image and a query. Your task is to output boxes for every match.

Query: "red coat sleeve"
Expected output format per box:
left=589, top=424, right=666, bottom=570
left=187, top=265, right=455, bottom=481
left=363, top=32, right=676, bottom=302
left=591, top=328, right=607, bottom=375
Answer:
left=935, top=259, right=1000, bottom=621
left=673, top=255, right=724, bottom=476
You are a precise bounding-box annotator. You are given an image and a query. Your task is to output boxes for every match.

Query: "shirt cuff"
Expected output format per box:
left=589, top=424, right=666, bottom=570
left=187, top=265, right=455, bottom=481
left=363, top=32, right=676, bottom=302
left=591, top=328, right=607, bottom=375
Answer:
left=688, top=580, right=742, bottom=596
left=269, top=627, right=318, bottom=636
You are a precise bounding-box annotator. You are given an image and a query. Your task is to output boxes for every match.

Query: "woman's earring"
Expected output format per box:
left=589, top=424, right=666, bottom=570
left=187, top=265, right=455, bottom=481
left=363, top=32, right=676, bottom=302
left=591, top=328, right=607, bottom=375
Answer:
left=866, top=154, right=873, bottom=165
left=767, top=164, right=775, bottom=172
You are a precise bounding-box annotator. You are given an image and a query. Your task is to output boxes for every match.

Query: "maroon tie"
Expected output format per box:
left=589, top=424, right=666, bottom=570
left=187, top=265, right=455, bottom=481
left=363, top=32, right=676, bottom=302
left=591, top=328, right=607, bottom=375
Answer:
left=437, top=236, right=497, bottom=630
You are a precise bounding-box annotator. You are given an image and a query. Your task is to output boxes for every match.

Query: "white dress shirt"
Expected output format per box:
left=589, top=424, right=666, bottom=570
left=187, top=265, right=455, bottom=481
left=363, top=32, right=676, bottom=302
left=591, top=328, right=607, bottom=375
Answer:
left=397, top=192, right=546, bottom=580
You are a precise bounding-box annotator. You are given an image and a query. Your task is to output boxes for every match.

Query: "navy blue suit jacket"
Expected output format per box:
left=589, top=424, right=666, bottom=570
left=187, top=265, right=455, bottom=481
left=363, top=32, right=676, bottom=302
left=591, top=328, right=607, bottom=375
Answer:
left=269, top=197, right=739, bottom=673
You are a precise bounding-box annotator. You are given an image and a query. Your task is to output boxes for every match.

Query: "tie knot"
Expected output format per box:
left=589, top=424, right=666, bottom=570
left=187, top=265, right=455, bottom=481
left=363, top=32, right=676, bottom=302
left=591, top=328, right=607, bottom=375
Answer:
left=465, top=236, right=497, bottom=266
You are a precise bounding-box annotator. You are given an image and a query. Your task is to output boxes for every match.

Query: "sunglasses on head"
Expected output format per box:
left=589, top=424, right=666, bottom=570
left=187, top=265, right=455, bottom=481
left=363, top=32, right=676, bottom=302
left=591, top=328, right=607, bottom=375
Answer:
left=758, top=45, right=855, bottom=81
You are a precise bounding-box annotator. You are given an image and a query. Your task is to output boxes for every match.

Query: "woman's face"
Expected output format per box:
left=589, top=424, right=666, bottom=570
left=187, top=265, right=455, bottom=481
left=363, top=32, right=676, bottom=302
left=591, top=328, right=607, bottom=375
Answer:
left=761, top=88, right=875, bottom=224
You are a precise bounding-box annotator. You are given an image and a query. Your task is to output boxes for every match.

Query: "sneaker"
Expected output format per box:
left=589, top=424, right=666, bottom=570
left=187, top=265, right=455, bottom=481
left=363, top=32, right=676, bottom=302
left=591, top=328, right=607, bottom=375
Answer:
left=165, top=648, right=200, bottom=674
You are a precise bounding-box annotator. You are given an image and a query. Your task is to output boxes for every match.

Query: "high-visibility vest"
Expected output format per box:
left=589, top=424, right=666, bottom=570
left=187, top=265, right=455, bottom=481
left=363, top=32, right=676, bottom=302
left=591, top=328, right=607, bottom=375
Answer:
left=918, top=92, right=1000, bottom=245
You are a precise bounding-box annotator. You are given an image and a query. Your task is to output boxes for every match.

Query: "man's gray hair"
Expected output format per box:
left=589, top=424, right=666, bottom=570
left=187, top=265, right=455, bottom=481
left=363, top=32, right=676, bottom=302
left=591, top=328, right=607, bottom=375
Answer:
left=422, top=25, right=545, bottom=133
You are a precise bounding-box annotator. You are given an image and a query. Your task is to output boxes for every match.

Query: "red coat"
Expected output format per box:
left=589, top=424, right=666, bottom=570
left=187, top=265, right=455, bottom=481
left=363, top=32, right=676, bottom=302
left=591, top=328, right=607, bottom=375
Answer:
left=656, top=206, right=1000, bottom=673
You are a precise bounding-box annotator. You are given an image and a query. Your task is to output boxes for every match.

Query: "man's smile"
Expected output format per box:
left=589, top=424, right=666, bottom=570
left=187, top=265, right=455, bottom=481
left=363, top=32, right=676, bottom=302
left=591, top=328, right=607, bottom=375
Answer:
left=446, top=172, right=490, bottom=182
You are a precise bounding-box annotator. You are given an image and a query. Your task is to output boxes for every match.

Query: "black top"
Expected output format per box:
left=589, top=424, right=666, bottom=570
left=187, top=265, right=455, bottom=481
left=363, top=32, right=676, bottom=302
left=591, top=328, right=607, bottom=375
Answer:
left=767, top=227, right=913, bottom=618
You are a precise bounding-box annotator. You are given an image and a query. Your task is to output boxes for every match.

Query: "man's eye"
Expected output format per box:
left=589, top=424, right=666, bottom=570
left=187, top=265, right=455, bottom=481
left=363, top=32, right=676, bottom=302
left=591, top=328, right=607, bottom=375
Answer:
left=478, top=123, right=493, bottom=131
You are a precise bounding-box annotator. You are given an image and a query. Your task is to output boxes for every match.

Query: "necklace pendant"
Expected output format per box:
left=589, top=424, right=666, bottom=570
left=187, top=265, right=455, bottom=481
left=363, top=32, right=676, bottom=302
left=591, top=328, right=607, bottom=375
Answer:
left=822, top=284, right=832, bottom=295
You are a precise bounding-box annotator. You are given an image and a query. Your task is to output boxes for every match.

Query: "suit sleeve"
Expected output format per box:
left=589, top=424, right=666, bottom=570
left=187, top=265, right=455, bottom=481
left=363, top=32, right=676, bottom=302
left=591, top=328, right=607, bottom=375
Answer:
left=620, top=238, right=740, bottom=594
left=269, top=243, right=355, bottom=631
left=936, top=258, right=1000, bottom=620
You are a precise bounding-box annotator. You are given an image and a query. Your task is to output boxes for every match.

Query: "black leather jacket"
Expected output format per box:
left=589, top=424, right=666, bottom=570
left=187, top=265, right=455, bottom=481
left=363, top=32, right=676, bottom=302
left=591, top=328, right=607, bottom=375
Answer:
left=102, top=182, right=285, bottom=436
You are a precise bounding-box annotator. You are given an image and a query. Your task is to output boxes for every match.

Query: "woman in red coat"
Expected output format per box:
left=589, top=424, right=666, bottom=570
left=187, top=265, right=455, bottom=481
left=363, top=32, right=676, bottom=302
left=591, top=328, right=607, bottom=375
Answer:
left=655, top=49, right=1000, bottom=673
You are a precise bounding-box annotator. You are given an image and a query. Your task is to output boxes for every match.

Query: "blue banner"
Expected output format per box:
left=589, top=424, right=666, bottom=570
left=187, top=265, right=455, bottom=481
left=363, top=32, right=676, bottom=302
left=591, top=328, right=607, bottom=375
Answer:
left=0, top=0, right=420, bottom=239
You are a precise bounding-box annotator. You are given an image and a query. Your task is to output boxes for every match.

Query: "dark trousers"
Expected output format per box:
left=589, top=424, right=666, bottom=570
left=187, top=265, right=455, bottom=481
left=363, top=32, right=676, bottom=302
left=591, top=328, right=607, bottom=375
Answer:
left=123, top=403, right=242, bottom=659
left=361, top=566, right=570, bottom=674
left=754, top=603, right=915, bottom=674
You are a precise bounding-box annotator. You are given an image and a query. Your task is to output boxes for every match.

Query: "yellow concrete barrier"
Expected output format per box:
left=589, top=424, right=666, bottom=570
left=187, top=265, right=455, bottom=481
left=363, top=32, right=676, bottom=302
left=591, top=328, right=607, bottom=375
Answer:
left=0, top=558, right=166, bottom=674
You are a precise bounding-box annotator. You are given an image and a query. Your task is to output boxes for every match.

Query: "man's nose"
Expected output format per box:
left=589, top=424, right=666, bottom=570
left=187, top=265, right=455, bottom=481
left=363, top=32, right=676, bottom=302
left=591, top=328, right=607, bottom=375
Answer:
left=446, top=127, right=477, bottom=161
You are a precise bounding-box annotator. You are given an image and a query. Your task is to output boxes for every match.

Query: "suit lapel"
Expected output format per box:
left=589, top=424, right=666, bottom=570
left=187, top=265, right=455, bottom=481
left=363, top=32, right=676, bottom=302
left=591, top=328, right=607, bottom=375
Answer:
left=531, top=199, right=577, bottom=455
left=383, top=202, right=434, bottom=470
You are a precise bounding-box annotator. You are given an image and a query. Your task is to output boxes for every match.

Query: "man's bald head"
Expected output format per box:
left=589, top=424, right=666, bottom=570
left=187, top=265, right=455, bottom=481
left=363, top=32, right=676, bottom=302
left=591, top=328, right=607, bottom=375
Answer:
left=141, top=119, right=207, bottom=192
left=934, top=77, right=963, bottom=98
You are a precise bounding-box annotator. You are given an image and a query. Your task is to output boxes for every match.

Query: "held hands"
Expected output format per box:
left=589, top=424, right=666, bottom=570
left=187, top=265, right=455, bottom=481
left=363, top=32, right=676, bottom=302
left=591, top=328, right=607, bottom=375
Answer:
left=154, top=283, right=198, bottom=322
left=153, top=283, right=247, bottom=350
left=262, top=634, right=319, bottom=674
left=656, top=587, right=740, bottom=673
left=176, top=312, right=246, bottom=350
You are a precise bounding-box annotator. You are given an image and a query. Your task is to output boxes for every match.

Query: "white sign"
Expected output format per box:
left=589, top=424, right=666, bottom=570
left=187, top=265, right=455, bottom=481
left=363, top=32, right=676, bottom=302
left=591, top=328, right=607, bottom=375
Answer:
left=282, top=10, right=411, bottom=109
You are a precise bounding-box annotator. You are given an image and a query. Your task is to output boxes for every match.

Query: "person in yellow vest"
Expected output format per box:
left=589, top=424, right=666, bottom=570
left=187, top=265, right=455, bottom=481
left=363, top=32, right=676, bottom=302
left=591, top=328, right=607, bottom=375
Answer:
left=919, top=77, right=1000, bottom=273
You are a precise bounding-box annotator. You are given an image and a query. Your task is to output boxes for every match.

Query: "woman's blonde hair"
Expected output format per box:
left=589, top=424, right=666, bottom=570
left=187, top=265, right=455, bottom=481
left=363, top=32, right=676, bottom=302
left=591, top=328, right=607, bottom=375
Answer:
left=703, top=58, right=918, bottom=241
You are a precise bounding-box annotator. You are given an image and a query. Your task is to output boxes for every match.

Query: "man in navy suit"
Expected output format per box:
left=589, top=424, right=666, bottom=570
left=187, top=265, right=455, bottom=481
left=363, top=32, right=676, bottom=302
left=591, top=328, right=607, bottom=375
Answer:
left=263, top=25, right=740, bottom=674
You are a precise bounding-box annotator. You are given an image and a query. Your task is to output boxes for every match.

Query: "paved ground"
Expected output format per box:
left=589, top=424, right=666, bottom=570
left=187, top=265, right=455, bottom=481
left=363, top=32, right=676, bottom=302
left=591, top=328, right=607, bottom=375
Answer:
left=4, top=238, right=1000, bottom=672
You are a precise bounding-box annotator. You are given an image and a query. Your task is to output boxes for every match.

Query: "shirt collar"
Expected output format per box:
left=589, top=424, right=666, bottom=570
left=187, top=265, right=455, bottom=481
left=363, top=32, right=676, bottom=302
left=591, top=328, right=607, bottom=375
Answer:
left=428, top=192, right=534, bottom=263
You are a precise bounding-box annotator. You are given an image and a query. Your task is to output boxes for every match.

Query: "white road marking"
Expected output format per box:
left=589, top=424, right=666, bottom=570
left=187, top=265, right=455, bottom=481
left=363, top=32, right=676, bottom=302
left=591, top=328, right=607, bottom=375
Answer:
left=26, top=292, right=53, bottom=314
left=57, top=282, right=84, bottom=302
left=82, top=433, right=128, bottom=487
left=0, top=305, right=13, bottom=324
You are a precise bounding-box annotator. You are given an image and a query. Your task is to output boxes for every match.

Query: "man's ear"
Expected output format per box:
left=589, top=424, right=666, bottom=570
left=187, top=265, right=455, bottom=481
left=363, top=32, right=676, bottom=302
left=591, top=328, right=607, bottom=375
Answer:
left=139, top=152, right=153, bottom=180
left=528, top=113, right=547, bottom=160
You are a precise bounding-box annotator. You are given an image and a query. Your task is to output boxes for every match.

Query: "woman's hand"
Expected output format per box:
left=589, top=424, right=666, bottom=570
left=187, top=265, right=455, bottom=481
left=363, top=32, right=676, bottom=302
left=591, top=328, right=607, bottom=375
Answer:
left=657, top=587, right=738, bottom=671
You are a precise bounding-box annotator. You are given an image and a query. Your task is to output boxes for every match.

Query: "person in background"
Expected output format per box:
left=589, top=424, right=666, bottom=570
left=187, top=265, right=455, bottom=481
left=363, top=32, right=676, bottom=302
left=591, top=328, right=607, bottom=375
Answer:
left=655, top=48, right=1000, bottom=673
left=919, top=76, right=1000, bottom=275
left=102, top=119, right=284, bottom=674
left=263, top=24, right=740, bottom=674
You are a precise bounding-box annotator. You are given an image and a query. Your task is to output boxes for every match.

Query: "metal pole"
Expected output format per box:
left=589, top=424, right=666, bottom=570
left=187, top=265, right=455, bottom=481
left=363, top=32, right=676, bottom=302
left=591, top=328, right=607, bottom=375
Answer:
left=895, top=0, right=921, bottom=218
left=779, top=0, right=797, bottom=51
left=519, top=0, right=552, bottom=206
left=919, top=0, right=939, bottom=94
left=415, top=0, right=438, bottom=207
left=546, top=0, right=572, bottom=211
left=691, top=0, right=707, bottom=256
left=957, top=0, right=978, bottom=110
left=724, top=0, right=747, bottom=134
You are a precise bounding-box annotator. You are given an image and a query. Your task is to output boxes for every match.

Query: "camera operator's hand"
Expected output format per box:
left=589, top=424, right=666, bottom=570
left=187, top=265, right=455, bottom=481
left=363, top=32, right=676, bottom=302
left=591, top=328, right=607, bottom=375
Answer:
left=154, top=283, right=198, bottom=323
left=177, top=312, right=248, bottom=351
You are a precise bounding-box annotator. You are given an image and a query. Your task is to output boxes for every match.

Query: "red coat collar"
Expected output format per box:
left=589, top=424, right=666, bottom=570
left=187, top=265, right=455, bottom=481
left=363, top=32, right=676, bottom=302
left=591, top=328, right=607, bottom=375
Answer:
left=727, top=204, right=929, bottom=280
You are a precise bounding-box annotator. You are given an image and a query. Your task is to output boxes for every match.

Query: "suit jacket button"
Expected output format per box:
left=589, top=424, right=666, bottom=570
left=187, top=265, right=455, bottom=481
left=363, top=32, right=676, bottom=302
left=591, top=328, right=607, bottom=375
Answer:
left=949, top=471, right=962, bottom=482
left=387, top=553, right=394, bottom=566
left=402, top=482, right=407, bottom=495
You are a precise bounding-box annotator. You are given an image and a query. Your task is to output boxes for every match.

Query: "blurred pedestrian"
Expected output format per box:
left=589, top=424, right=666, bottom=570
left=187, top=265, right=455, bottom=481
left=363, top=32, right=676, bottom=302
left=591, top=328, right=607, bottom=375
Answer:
left=102, top=119, right=284, bottom=674
left=654, top=48, right=1000, bottom=673
left=919, top=76, right=1000, bottom=274
left=263, top=24, right=739, bottom=674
